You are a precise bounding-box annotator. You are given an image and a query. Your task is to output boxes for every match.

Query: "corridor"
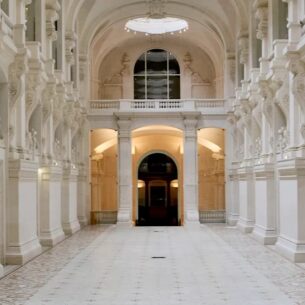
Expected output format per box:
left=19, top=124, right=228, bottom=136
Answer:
left=0, top=224, right=304, bottom=305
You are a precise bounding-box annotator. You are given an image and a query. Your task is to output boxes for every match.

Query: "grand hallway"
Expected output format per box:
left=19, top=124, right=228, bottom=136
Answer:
left=0, top=225, right=304, bottom=305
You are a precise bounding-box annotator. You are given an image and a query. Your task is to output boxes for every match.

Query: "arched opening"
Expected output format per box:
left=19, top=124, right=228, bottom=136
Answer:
left=134, top=49, right=180, bottom=100
left=137, top=153, right=179, bottom=226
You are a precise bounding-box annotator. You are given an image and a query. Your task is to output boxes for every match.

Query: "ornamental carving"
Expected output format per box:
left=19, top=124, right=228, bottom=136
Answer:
left=9, top=51, right=28, bottom=108
left=277, top=127, right=288, bottom=153
left=288, top=56, right=305, bottom=115
left=42, top=82, right=57, bottom=120
left=254, top=0, right=268, bottom=40
left=258, top=80, right=274, bottom=124
left=272, top=72, right=289, bottom=120
left=46, top=0, right=60, bottom=41
left=65, top=32, right=76, bottom=64
left=63, top=102, right=76, bottom=129
left=121, top=53, right=130, bottom=76
left=53, top=84, right=65, bottom=128
left=27, top=128, right=38, bottom=159
left=239, top=99, right=252, bottom=130
left=26, top=72, right=42, bottom=116
left=254, top=137, right=262, bottom=157
left=238, top=34, right=249, bottom=65
left=183, top=52, right=192, bottom=73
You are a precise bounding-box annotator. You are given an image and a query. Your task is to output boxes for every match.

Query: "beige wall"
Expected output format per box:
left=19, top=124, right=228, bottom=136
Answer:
left=198, top=128, right=225, bottom=211
left=96, top=40, right=217, bottom=100
left=91, top=127, right=226, bottom=221
left=91, top=130, right=117, bottom=213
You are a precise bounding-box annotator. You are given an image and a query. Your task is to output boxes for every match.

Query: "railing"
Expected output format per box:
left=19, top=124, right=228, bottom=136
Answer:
left=0, top=10, right=13, bottom=39
left=89, top=99, right=228, bottom=115
left=199, top=210, right=226, bottom=223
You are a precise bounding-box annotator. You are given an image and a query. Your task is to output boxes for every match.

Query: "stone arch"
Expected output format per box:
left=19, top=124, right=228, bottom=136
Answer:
left=136, top=151, right=180, bottom=226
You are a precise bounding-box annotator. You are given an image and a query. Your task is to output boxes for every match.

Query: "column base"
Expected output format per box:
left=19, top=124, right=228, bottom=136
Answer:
left=78, top=216, right=88, bottom=227
left=6, top=238, right=42, bottom=265
left=185, top=210, right=200, bottom=222
left=40, top=228, right=65, bottom=247
left=117, top=209, right=132, bottom=223
left=227, top=214, right=239, bottom=226
left=276, top=236, right=305, bottom=263
left=252, top=225, right=277, bottom=245
left=62, top=220, right=80, bottom=235
left=237, top=218, right=254, bottom=233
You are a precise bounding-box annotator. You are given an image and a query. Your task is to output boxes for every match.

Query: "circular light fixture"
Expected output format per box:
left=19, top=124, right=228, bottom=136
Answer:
left=125, top=17, right=189, bottom=35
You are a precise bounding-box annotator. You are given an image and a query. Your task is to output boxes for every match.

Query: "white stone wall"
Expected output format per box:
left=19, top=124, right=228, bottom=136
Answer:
left=227, top=0, right=305, bottom=262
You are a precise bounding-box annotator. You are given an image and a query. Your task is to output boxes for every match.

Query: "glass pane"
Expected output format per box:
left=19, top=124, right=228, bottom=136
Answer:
left=169, top=53, right=180, bottom=74
left=134, top=76, right=146, bottom=99
left=169, top=76, right=180, bottom=99
left=147, top=49, right=167, bottom=75
left=147, top=76, right=168, bottom=99
left=134, top=54, right=145, bottom=75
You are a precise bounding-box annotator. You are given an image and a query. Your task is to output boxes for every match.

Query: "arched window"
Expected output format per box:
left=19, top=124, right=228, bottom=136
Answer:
left=134, top=49, right=180, bottom=100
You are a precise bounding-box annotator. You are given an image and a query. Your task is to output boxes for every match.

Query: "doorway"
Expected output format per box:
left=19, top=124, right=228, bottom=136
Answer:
left=137, top=153, right=179, bottom=226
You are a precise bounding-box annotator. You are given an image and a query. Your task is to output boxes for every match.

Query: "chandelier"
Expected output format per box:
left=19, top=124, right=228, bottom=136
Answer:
left=124, top=0, right=189, bottom=36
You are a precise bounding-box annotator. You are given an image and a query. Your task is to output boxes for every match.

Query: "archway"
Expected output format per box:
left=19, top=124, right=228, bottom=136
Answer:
left=137, top=153, right=179, bottom=226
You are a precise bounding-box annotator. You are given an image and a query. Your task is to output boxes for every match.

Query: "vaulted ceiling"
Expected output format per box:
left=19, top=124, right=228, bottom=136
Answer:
left=65, top=0, right=249, bottom=78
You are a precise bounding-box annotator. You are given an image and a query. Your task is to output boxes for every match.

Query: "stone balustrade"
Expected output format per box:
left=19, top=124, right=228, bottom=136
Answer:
left=88, top=99, right=229, bottom=115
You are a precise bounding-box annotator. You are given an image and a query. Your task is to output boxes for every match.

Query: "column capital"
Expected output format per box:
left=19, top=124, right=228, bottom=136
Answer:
left=117, top=116, right=132, bottom=139
left=183, top=113, right=199, bottom=139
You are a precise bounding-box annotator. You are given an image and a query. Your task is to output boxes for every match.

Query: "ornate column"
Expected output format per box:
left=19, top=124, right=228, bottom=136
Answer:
left=61, top=102, right=80, bottom=234
left=45, top=0, right=60, bottom=60
left=65, top=31, right=76, bottom=82
left=238, top=33, right=249, bottom=80
left=224, top=53, right=236, bottom=98
left=237, top=166, right=255, bottom=233
left=286, top=54, right=305, bottom=150
left=254, top=0, right=269, bottom=75
left=183, top=114, right=200, bottom=222
left=76, top=111, right=88, bottom=227
left=9, top=49, right=28, bottom=157
left=6, top=160, right=42, bottom=264
left=276, top=159, right=305, bottom=262
left=0, top=143, right=5, bottom=277
left=121, top=53, right=132, bottom=99
left=39, top=165, right=65, bottom=246
left=275, top=54, right=305, bottom=262
left=79, top=54, right=89, bottom=106
left=283, top=0, right=302, bottom=49
left=226, top=112, right=240, bottom=225
left=235, top=100, right=256, bottom=233
left=6, top=6, right=43, bottom=264
left=117, top=116, right=132, bottom=223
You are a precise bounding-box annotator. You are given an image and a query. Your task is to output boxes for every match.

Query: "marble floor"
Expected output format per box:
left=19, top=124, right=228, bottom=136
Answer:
left=0, top=224, right=305, bottom=305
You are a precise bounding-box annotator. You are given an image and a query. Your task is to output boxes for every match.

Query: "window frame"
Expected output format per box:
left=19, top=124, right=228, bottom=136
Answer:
left=134, top=49, right=180, bottom=100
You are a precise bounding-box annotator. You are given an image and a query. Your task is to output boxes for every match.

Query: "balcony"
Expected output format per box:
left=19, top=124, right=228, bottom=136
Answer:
left=88, top=99, right=230, bottom=116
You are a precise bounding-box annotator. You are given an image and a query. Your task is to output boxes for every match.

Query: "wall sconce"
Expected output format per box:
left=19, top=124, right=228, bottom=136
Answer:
left=137, top=180, right=145, bottom=188
left=170, top=179, right=179, bottom=188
